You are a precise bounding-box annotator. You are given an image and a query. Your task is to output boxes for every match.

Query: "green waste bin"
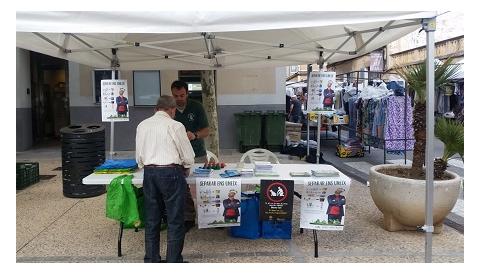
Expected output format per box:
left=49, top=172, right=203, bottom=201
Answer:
left=234, top=111, right=262, bottom=152
left=264, top=111, right=286, bottom=151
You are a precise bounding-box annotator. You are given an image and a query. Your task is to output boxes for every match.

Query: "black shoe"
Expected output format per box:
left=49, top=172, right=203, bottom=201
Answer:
left=185, top=220, right=195, bottom=233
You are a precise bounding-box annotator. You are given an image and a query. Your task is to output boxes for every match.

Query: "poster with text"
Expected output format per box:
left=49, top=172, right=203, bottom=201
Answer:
left=300, top=178, right=351, bottom=230
left=196, top=178, right=241, bottom=229
left=260, top=180, right=294, bottom=220
left=306, top=71, right=336, bottom=114
left=101, top=79, right=129, bottom=122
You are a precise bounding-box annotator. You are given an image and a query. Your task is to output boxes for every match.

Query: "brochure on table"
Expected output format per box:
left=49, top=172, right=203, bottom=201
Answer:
left=196, top=178, right=241, bottom=228
left=300, top=177, right=351, bottom=230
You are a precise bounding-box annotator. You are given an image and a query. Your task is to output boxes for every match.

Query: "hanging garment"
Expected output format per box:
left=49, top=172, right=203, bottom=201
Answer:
left=384, top=96, right=414, bottom=151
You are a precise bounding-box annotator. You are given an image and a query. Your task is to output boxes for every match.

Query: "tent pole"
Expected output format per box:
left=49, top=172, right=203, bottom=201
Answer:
left=423, top=17, right=436, bottom=264
left=110, top=69, right=116, bottom=160
left=306, top=64, right=312, bottom=157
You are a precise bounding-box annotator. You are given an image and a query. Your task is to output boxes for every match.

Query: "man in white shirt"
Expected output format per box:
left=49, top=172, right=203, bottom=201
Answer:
left=136, top=95, right=195, bottom=263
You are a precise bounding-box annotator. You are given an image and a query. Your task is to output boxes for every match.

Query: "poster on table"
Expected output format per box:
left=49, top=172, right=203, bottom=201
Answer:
left=259, top=180, right=294, bottom=220
left=300, top=177, right=351, bottom=230
left=196, top=178, right=242, bottom=229
left=306, top=71, right=336, bottom=114
left=101, top=79, right=129, bottom=122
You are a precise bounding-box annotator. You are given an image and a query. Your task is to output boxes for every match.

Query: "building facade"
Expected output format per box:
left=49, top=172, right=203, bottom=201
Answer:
left=16, top=48, right=286, bottom=151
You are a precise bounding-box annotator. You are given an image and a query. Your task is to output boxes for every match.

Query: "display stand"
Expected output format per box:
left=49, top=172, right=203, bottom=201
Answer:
left=335, top=70, right=414, bottom=164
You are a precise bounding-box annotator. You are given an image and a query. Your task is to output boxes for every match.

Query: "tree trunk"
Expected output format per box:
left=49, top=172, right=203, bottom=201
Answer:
left=411, top=102, right=426, bottom=178
left=200, top=70, right=220, bottom=157
left=434, top=158, right=447, bottom=179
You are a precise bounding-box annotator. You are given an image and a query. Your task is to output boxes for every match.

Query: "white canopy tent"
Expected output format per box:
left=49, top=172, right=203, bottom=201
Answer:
left=16, top=11, right=439, bottom=263
left=16, top=11, right=435, bottom=70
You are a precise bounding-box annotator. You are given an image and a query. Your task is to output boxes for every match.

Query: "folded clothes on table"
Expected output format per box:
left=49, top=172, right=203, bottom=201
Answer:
left=94, top=168, right=137, bottom=174
left=95, top=159, right=138, bottom=169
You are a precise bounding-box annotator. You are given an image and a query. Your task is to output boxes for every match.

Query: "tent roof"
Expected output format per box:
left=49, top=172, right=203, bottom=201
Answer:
left=16, top=11, right=436, bottom=70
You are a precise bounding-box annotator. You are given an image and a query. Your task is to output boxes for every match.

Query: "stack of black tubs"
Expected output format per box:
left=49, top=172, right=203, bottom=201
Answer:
left=60, top=124, right=106, bottom=198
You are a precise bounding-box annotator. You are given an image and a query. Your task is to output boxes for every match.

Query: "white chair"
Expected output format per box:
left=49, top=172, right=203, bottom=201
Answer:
left=206, top=150, right=219, bottom=163
left=239, top=148, right=280, bottom=164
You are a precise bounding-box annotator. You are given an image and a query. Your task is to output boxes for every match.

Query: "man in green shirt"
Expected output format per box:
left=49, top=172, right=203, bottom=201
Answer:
left=171, top=80, right=210, bottom=231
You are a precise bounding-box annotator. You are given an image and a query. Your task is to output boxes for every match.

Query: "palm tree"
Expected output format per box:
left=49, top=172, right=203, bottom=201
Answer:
left=396, top=58, right=461, bottom=178
left=434, top=118, right=464, bottom=178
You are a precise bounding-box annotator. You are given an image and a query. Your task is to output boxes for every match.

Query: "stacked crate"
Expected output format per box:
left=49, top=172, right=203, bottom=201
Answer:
left=285, top=121, right=302, bottom=142
left=16, top=162, right=40, bottom=190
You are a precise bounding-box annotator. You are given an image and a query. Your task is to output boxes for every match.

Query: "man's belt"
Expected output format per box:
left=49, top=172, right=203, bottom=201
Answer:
left=144, top=164, right=181, bottom=168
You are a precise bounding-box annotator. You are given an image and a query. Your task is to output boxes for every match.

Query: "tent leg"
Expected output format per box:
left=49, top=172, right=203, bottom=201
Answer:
left=118, top=222, right=124, bottom=257
left=423, top=17, right=436, bottom=264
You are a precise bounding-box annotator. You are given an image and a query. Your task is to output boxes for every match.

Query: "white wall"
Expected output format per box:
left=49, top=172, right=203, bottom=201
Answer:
left=217, top=67, right=285, bottom=105
left=16, top=48, right=31, bottom=108
left=388, top=12, right=464, bottom=55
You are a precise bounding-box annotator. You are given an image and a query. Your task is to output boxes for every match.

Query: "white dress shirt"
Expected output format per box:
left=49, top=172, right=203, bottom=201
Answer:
left=136, top=111, right=195, bottom=169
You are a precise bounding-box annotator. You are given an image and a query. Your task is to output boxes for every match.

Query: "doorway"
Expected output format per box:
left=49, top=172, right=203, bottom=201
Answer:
left=30, top=52, right=70, bottom=145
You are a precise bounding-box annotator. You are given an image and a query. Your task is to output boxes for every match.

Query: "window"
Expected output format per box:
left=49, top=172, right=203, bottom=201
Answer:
left=93, top=70, right=119, bottom=103
left=179, top=70, right=203, bottom=103
left=290, top=65, right=299, bottom=74
left=133, top=71, right=161, bottom=106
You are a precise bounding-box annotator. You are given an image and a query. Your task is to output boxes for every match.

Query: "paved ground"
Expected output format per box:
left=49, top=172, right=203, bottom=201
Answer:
left=16, top=146, right=464, bottom=263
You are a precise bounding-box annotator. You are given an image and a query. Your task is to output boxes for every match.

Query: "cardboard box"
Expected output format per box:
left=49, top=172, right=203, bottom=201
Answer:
left=332, top=114, right=349, bottom=125
left=287, top=132, right=301, bottom=142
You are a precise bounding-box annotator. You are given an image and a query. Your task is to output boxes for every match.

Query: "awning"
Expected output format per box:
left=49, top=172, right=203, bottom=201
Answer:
left=16, top=11, right=436, bottom=70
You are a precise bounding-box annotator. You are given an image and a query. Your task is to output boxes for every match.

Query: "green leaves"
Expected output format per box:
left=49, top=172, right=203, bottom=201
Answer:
left=434, top=118, right=464, bottom=162
left=395, top=57, right=461, bottom=103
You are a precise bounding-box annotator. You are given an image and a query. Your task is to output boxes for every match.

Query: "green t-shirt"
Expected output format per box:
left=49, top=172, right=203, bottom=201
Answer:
left=174, top=99, right=209, bottom=157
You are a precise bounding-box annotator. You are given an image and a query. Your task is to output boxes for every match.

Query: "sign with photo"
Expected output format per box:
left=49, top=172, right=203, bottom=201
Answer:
left=260, top=180, right=294, bottom=220
left=306, top=71, right=336, bottom=114
left=101, top=79, right=129, bottom=122
left=300, top=178, right=351, bottom=230
left=370, top=51, right=384, bottom=72
left=196, top=178, right=241, bottom=229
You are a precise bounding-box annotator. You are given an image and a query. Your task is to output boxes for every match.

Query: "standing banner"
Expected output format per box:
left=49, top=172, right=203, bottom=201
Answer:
left=260, top=180, right=294, bottom=220
left=101, top=79, right=129, bottom=122
left=306, top=71, right=336, bottom=113
left=300, top=177, right=351, bottom=230
left=196, top=178, right=241, bottom=229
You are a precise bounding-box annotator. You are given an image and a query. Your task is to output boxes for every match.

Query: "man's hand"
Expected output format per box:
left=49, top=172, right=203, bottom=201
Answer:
left=186, top=131, right=196, bottom=141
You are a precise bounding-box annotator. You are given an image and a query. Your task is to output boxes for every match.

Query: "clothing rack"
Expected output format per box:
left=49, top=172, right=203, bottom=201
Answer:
left=335, top=70, right=414, bottom=164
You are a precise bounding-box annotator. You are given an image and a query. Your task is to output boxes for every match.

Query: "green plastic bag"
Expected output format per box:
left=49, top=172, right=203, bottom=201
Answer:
left=106, top=175, right=142, bottom=228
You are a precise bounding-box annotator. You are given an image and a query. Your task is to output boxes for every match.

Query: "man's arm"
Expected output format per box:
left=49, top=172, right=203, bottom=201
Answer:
left=187, top=104, right=210, bottom=140
left=171, top=124, right=195, bottom=169
left=135, top=125, right=144, bottom=169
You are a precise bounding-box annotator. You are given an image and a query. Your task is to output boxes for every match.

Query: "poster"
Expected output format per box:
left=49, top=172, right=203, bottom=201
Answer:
left=101, top=79, right=129, bottom=122
left=260, top=180, right=294, bottom=220
left=300, top=177, right=351, bottom=230
left=306, top=71, right=336, bottom=113
left=196, top=178, right=241, bottom=229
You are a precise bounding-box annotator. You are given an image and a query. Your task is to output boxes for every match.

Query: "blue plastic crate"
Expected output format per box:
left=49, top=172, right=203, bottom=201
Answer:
left=261, top=219, right=292, bottom=239
left=230, top=193, right=262, bottom=239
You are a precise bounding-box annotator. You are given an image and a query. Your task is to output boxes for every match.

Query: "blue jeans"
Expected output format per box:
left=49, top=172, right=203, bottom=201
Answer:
left=143, top=166, right=186, bottom=263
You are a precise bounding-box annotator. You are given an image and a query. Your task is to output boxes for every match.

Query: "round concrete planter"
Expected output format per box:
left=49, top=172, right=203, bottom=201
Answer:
left=369, top=164, right=461, bottom=233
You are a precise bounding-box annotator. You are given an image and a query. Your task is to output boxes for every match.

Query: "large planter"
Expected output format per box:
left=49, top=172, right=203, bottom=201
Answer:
left=369, top=164, right=461, bottom=233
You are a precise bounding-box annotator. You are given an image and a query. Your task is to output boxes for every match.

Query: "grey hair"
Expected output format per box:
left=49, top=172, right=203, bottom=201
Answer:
left=155, top=95, right=177, bottom=111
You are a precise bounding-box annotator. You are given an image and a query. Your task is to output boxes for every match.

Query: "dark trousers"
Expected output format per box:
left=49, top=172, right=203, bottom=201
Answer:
left=143, top=166, right=186, bottom=263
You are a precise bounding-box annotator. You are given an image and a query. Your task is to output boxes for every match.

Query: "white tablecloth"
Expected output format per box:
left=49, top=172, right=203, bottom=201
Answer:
left=82, top=163, right=349, bottom=185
